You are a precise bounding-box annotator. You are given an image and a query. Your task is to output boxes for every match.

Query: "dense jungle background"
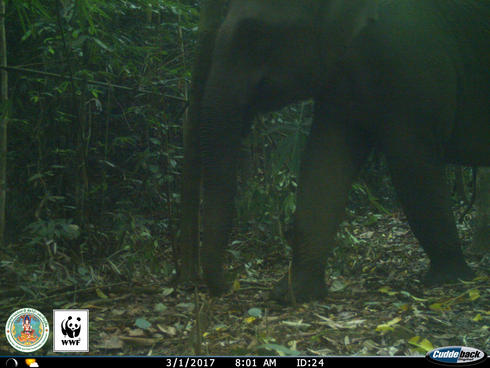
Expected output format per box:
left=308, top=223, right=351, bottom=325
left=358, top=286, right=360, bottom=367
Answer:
left=0, top=0, right=488, bottom=356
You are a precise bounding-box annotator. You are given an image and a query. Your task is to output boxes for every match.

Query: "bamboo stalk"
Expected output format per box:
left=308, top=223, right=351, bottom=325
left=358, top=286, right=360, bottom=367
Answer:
left=0, top=0, right=8, bottom=247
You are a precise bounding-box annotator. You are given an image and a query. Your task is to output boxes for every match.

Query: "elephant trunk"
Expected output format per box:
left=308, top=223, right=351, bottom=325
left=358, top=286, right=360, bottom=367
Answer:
left=199, top=78, right=247, bottom=295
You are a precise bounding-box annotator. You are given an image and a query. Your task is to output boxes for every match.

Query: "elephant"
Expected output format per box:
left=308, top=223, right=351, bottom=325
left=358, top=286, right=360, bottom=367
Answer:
left=194, top=0, right=490, bottom=303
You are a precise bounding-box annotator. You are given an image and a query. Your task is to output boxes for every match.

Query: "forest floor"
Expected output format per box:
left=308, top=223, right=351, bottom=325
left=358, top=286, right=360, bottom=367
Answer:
left=1, top=206, right=488, bottom=356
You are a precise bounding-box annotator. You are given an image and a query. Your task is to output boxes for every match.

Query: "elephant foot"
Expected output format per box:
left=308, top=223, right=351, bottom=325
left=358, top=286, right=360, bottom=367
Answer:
left=204, top=271, right=230, bottom=297
left=176, top=266, right=200, bottom=285
left=424, top=261, right=475, bottom=286
left=270, top=271, right=327, bottom=305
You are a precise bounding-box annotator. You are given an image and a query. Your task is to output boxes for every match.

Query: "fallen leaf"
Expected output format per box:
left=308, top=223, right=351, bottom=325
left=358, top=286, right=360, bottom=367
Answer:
left=112, top=309, right=125, bottom=316
left=128, top=328, right=145, bottom=337
left=161, top=287, right=174, bottom=296
left=468, top=289, right=480, bottom=301
left=157, top=324, right=177, bottom=336
left=248, top=308, right=263, bottom=318
left=330, top=280, right=347, bottom=292
left=96, top=288, right=108, bottom=299
left=408, top=336, right=433, bottom=353
left=282, top=320, right=311, bottom=328
left=154, top=303, right=167, bottom=312
left=245, top=316, right=256, bottom=324
left=378, top=286, right=398, bottom=296
left=472, top=313, right=482, bottom=322
left=119, top=336, right=162, bottom=346
left=176, top=302, right=194, bottom=310
left=135, top=317, right=151, bottom=330
left=400, top=291, right=428, bottom=302
left=100, top=335, right=123, bottom=350
left=376, top=317, right=402, bottom=333
left=257, top=343, right=300, bottom=356
left=314, top=314, right=342, bottom=329
left=359, top=231, right=374, bottom=239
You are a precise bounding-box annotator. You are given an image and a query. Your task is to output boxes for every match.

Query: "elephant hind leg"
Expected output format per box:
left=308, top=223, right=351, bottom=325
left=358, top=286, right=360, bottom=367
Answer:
left=382, top=127, right=474, bottom=285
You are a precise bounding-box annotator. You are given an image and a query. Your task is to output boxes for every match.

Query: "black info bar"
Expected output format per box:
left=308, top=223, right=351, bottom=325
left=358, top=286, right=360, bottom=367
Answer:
left=1, top=356, right=431, bottom=368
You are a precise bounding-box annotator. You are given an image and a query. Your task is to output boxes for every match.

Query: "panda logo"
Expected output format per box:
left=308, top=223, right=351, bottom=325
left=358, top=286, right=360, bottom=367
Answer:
left=61, top=316, right=81, bottom=338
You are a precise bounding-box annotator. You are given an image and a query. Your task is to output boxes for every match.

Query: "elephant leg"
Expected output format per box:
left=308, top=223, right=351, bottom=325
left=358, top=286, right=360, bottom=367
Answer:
left=200, top=141, right=239, bottom=296
left=199, top=84, right=245, bottom=295
left=272, top=102, right=370, bottom=303
left=382, top=127, right=475, bottom=285
left=473, top=168, right=490, bottom=251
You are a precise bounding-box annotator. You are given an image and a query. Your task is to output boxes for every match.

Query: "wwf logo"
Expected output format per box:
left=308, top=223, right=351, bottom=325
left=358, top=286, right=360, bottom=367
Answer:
left=61, top=316, right=81, bottom=338
left=53, top=309, right=89, bottom=352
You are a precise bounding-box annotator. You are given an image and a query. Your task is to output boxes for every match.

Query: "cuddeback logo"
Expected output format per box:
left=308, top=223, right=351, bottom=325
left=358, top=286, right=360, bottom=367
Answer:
left=427, top=346, right=487, bottom=366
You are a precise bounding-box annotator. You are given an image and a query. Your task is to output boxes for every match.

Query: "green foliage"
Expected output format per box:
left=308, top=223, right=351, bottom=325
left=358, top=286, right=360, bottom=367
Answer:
left=235, top=103, right=312, bottom=242
left=5, top=0, right=197, bottom=268
left=24, top=218, right=80, bottom=247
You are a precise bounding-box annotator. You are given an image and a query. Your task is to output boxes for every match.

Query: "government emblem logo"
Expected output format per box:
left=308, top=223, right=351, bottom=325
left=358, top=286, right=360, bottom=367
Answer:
left=5, top=308, right=49, bottom=352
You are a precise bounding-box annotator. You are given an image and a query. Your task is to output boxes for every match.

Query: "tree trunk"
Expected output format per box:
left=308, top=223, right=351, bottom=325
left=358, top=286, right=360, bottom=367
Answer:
left=0, top=0, right=8, bottom=247
left=178, top=0, right=226, bottom=283
left=473, top=167, right=490, bottom=251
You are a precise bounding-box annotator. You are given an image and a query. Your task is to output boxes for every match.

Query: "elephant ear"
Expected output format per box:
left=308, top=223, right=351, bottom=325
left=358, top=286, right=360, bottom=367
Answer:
left=322, top=0, right=378, bottom=49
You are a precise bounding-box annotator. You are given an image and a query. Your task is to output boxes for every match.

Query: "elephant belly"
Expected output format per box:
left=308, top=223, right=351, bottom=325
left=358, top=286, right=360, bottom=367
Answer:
left=361, top=0, right=490, bottom=167
left=444, top=112, right=490, bottom=166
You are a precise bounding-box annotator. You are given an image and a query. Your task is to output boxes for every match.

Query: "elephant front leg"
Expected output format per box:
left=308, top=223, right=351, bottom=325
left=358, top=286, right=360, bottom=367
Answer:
left=383, top=129, right=475, bottom=285
left=200, top=141, right=239, bottom=296
left=272, top=104, right=370, bottom=303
